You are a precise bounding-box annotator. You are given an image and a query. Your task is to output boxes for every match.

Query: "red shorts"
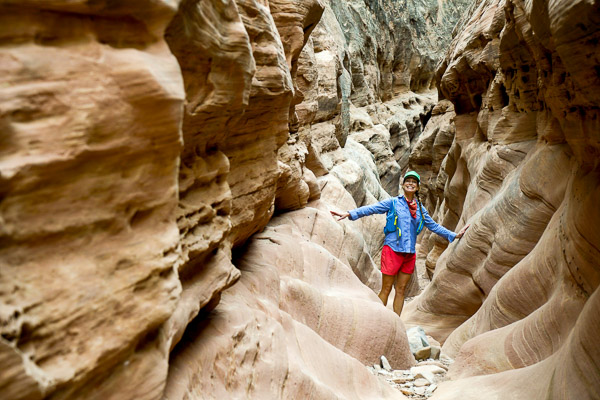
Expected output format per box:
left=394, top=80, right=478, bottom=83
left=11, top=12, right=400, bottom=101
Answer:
left=381, top=245, right=416, bottom=275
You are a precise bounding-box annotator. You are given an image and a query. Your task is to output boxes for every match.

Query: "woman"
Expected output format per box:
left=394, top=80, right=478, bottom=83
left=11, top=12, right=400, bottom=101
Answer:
left=330, top=171, right=469, bottom=317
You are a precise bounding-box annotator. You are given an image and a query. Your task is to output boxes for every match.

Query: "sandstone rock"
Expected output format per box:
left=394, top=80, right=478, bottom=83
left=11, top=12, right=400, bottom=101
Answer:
left=164, top=207, right=414, bottom=399
left=430, top=345, right=441, bottom=360
left=0, top=0, right=486, bottom=399
left=164, top=0, right=325, bottom=363
left=414, top=347, right=432, bottom=361
left=253, top=212, right=416, bottom=370
left=271, top=182, right=384, bottom=292
left=403, top=0, right=600, bottom=398
left=434, top=285, right=600, bottom=399
left=169, top=0, right=304, bottom=251
left=269, top=0, right=325, bottom=128
left=164, top=0, right=260, bottom=361
left=0, top=2, right=184, bottom=399
left=164, top=278, right=405, bottom=400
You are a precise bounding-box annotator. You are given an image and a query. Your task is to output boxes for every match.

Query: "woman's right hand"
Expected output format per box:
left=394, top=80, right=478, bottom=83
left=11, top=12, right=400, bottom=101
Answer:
left=456, top=224, right=470, bottom=239
left=330, top=210, right=350, bottom=221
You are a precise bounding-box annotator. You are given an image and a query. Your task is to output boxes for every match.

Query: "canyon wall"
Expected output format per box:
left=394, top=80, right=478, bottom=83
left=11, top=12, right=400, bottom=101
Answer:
left=163, top=0, right=471, bottom=397
left=0, top=2, right=184, bottom=399
left=403, top=0, right=600, bottom=399
left=0, top=0, right=467, bottom=399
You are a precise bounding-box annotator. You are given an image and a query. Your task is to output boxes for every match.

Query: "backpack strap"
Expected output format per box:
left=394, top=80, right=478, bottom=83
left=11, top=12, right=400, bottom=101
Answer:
left=393, top=198, right=401, bottom=238
left=384, top=197, right=401, bottom=238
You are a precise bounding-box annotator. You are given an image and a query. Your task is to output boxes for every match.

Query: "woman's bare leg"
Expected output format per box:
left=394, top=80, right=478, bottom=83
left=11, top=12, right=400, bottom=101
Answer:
left=379, top=274, right=395, bottom=306
left=393, top=272, right=412, bottom=317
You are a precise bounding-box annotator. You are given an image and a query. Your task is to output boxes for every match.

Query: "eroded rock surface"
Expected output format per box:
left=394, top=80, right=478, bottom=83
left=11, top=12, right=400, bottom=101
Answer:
left=0, top=2, right=184, bottom=399
left=402, top=0, right=600, bottom=398
left=161, top=0, right=469, bottom=396
left=1, top=0, right=473, bottom=399
left=164, top=196, right=415, bottom=399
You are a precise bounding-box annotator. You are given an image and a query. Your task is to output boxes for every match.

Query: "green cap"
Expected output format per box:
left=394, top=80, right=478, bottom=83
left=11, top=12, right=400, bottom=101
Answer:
left=403, top=171, right=420, bottom=183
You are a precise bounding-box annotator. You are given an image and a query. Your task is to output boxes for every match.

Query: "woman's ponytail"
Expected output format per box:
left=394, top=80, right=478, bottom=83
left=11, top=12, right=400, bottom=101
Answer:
left=415, top=191, right=425, bottom=233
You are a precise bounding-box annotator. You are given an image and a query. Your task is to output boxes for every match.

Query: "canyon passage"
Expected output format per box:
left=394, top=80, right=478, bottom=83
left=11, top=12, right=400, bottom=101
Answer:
left=1, top=0, right=599, bottom=399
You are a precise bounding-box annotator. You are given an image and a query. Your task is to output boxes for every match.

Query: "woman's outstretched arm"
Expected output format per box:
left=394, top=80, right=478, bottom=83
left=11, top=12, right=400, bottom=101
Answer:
left=330, top=198, right=393, bottom=222
left=422, top=206, right=470, bottom=242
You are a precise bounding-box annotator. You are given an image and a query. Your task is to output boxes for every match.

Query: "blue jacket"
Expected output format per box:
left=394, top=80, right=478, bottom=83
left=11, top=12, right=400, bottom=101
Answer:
left=348, top=195, right=456, bottom=254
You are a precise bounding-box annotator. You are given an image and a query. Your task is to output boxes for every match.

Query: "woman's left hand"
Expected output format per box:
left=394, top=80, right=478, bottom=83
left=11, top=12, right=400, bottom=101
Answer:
left=456, top=224, right=470, bottom=239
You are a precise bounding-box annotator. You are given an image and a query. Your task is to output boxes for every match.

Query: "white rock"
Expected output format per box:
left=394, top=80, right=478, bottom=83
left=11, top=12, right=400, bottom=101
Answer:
left=414, top=386, right=426, bottom=395
left=406, top=326, right=430, bottom=354
left=411, top=369, right=436, bottom=384
left=414, top=378, right=430, bottom=387
left=411, top=365, right=446, bottom=375
left=380, top=355, right=392, bottom=371
left=426, top=384, right=438, bottom=394
left=417, top=360, right=448, bottom=371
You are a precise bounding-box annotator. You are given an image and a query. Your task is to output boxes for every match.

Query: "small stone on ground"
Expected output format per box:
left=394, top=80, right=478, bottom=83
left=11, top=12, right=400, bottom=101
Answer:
left=366, top=355, right=454, bottom=399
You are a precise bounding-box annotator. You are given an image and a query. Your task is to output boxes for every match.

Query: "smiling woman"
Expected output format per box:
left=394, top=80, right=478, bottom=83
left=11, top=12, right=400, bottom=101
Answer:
left=330, top=171, right=469, bottom=317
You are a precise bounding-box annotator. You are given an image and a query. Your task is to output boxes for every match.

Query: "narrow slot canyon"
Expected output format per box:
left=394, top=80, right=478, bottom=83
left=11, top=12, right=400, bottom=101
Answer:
left=1, top=0, right=599, bottom=399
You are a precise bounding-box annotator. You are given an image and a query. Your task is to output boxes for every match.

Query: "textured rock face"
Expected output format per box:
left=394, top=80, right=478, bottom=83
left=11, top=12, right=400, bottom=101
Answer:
left=0, top=1, right=184, bottom=399
left=284, top=0, right=461, bottom=298
left=293, top=0, right=471, bottom=139
left=162, top=0, right=457, bottom=392
left=402, top=0, right=600, bottom=398
left=164, top=193, right=415, bottom=399
left=319, top=0, right=471, bottom=104
left=0, top=0, right=469, bottom=399
left=277, top=0, right=472, bottom=214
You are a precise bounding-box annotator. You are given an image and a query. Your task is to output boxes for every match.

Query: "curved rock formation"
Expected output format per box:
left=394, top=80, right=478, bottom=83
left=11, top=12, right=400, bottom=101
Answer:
left=0, top=0, right=470, bottom=399
left=0, top=2, right=184, bottom=399
left=402, top=0, right=600, bottom=398
left=164, top=199, right=415, bottom=399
